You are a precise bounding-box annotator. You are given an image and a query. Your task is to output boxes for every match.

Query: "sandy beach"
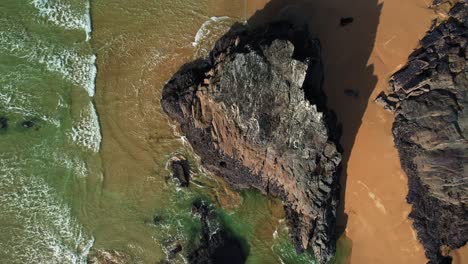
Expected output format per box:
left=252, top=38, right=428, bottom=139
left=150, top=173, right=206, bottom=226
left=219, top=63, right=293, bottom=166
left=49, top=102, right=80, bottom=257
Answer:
left=243, top=0, right=437, bottom=263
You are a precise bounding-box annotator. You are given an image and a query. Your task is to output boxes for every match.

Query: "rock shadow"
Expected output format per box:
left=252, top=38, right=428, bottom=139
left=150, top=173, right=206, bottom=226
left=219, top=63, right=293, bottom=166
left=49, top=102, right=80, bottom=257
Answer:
left=244, top=0, right=382, bottom=238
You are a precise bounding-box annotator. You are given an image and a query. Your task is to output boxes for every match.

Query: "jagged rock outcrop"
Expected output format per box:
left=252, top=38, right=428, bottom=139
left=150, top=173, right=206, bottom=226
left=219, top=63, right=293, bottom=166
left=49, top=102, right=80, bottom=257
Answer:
left=379, top=2, right=467, bottom=263
left=161, top=21, right=341, bottom=263
left=168, top=155, right=191, bottom=187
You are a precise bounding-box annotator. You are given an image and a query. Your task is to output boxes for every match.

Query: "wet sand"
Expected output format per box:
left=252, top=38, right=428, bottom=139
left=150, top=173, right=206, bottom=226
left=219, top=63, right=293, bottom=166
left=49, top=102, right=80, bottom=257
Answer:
left=302, top=0, right=434, bottom=263
left=244, top=0, right=436, bottom=263
left=334, top=0, right=434, bottom=262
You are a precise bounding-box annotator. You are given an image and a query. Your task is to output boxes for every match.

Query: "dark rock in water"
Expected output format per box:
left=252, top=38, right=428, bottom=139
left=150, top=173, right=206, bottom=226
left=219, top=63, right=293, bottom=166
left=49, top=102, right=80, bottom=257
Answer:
left=188, top=200, right=248, bottom=264
left=162, top=240, right=183, bottom=260
left=153, top=214, right=164, bottom=225
left=340, top=17, right=354, bottom=27
left=0, top=117, right=7, bottom=130
left=161, top=21, right=341, bottom=264
left=380, top=2, right=467, bottom=263
left=21, top=120, right=35, bottom=129
left=169, top=243, right=182, bottom=256
left=169, top=156, right=191, bottom=187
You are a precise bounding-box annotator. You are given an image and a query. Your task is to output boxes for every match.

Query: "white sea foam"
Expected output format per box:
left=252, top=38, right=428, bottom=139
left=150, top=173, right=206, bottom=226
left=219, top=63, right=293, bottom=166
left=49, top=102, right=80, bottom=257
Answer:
left=31, top=0, right=92, bottom=41
left=51, top=151, right=89, bottom=178
left=0, top=68, right=63, bottom=127
left=273, top=229, right=279, bottom=239
left=0, top=156, right=94, bottom=264
left=0, top=28, right=97, bottom=97
left=84, top=1, right=92, bottom=41
left=70, top=102, right=102, bottom=153
left=37, top=48, right=97, bottom=97
left=192, top=16, right=231, bottom=47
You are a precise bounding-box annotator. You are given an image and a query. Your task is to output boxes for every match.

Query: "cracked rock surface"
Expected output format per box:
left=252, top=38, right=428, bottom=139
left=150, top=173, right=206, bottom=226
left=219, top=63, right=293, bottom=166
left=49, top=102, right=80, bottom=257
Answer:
left=161, top=21, right=341, bottom=264
left=379, top=2, right=467, bottom=263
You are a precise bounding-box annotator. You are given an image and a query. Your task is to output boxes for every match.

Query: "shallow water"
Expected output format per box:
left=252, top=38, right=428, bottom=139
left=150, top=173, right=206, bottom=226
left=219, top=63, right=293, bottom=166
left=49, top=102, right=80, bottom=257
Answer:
left=0, top=0, right=100, bottom=263
left=90, top=1, right=323, bottom=262
left=1, top=0, right=341, bottom=263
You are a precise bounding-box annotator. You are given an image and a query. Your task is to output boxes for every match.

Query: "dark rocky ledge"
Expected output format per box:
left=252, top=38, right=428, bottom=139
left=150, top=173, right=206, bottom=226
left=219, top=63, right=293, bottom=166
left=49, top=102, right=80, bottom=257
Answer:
left=161, top=21, right=341, bottom=264
left=377, top=2, right=467, bottom=263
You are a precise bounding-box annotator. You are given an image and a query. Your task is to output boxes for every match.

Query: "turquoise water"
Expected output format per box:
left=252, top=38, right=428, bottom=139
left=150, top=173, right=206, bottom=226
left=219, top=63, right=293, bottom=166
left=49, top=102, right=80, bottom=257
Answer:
left=0, top=1, right=349, bottom=263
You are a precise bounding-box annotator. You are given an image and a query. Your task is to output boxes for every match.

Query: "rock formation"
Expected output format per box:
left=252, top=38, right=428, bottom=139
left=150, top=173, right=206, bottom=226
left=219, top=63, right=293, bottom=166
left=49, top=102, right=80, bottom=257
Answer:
left=188, top=200, right=248, bottom=264
left=377, top=2, right=467, bottom=263
left=161, top=21, right=341, bottom=263
left=168, top=155, right=191, bottom=187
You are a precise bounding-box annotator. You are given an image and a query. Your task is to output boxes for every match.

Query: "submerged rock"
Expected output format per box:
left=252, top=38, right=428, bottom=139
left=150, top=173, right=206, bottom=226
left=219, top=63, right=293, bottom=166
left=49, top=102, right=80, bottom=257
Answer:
left=381, top=2, right=467, bottom=263
left=153, top=214, right=164, bottom=225
left=0, top=117, right=7, bottom=130
left=88, top=249, right=132, bottom=264
left=21, top=120, right=35, bottom=129
left=161, top=21, right=341, bottom=263
left=188, top=200, right=248, bottom=264
left=162, top=240, right=183, bottom=261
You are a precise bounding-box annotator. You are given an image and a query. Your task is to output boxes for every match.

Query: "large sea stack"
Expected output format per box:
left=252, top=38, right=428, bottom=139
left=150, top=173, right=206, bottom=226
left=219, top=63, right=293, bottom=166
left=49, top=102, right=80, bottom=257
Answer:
left=377, top=2, right=467, bottom=263
left=161, top=21, right=341, bottom=263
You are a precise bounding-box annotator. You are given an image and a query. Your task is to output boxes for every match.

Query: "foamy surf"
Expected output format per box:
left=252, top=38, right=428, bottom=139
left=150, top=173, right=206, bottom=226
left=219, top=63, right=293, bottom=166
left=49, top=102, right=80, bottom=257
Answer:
left=84, top=1, right=92, bottom=41
left=0, top=1, right=101, bottom=262
left=31, top=0, right=93, bottom=41
left=192, top=16, right=231, bottom=47
left=70, top=102, right=102, bottom=153
left=0, top=28, right=97, bottom=97
left=0, top=156, right=94, bottom=264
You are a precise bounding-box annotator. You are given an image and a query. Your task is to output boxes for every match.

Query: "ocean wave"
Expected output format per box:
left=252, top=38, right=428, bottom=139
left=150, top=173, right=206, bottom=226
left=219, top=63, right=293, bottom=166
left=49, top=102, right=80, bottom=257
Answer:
left=37, top=48, right=97, bottom=97
left=31, top=0, right=92, bottom=41
left=70, top=101, right=102, bottom=153
left=0, top=28, right=96, bottom=97
left=192, top=16, right=231, bottom=47
left=0, top=157, right=94, bottom=264
left=0, top=67, right=64, bottom=127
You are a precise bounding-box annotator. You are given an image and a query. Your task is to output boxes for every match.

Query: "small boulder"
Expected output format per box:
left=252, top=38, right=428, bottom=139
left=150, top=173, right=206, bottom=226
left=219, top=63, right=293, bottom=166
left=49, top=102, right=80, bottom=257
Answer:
left=163, top=240, right=183, bottom=260
left=0, top=117, right=8, bottom=130
left=153, top=215, right=164, bottom=225
left=21, top=120, right=35, bottom=129
left=374, top=91, right=396, bottom=111
left=169, top=156, right=191, bottom=187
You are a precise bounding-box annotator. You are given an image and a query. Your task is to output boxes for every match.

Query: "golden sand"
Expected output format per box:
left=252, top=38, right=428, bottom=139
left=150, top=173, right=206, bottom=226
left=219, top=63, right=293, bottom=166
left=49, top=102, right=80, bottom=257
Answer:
left=243, top=0, right=436, bottom=263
